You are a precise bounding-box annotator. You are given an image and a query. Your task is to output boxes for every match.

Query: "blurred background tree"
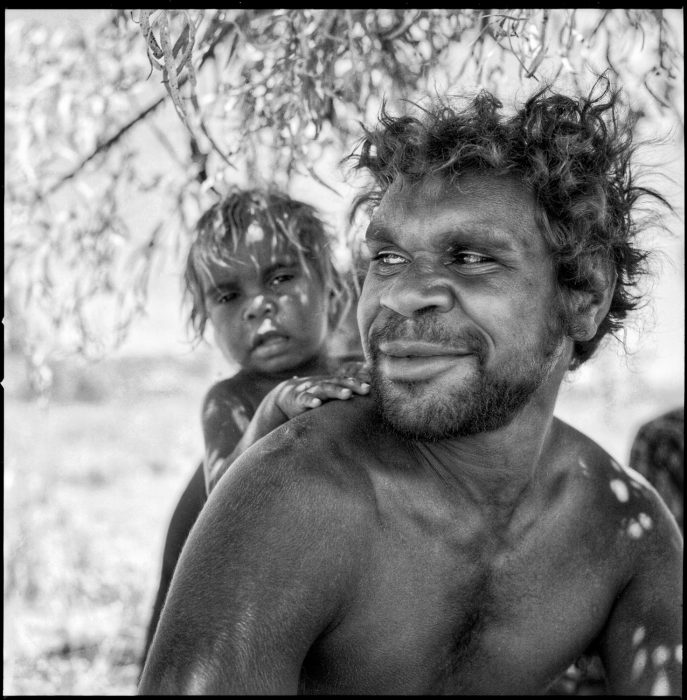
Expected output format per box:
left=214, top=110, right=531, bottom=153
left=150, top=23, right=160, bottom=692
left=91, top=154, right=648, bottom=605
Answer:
left=5, top=9, right=684, bottom=390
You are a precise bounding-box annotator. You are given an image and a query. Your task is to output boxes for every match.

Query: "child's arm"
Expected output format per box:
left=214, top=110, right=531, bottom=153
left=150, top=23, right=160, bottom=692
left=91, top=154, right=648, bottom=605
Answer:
left=204, top=370, right=370, bottom=494
left=202, top=380, right=254, bottom=494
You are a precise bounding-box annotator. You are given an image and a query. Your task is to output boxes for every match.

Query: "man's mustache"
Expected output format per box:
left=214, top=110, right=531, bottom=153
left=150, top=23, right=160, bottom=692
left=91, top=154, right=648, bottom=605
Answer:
left=368, top=315, right=487, bottom=362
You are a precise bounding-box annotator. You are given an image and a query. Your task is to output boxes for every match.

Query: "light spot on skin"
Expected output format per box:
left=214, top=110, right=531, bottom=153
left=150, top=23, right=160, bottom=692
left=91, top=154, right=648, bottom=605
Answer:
left=257, top=317, right=278, bottom=335
left=633, top=627, right=646, bottom=647
left=610, top=459, right=623, bottom=472
left=610, top=479, right=630, bottom=502
left=627, top=519, right=643, bottom=539
left=578, top=458, right=590, bottom=476
left=632, top=648, right=647, bottom=680
left=229, top=403, right=250, bottom=432
left=651, top=669, right=670, bottom=695
left=675, top=645, right=682, bottom=664
left=638, top=512, right=653, bottom=530
left=244, top=221, right=265, bottom=244
left=203, top=398, right=220, bottom=421
left=652, top=645, right=670, bottom=667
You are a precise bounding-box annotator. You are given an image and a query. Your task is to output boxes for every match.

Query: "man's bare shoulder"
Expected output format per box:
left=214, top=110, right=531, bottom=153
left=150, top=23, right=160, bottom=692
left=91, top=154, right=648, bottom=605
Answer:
left=207, top=395, right=385, bottom=530
left=552, top=417, right=682, bottom=547
left=253, top=395, right=385, bottom=483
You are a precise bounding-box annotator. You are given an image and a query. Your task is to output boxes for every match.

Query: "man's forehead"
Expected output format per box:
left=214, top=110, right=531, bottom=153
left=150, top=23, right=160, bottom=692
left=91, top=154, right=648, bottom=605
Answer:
left=369, top=173, right=536, bottom=226
left=366, top=172, right=545, bottom=254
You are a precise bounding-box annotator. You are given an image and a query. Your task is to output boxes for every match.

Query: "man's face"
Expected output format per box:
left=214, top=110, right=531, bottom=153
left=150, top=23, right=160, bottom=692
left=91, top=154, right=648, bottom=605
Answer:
left=357, top=173, right=570, bottom=441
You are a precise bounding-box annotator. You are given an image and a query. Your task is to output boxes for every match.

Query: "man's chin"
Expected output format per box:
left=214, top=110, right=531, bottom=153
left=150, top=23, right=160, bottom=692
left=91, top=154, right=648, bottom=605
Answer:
left=371, top=380, right=468, bottom=441
left=371, top=371, right=537, bottom=442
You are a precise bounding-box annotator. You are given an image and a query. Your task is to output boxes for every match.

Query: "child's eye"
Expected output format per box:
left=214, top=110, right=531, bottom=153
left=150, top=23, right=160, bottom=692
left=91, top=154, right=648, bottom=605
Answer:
left=269, top=273, right=295, bottom=288
left=214, top=290, right=239, bottom=304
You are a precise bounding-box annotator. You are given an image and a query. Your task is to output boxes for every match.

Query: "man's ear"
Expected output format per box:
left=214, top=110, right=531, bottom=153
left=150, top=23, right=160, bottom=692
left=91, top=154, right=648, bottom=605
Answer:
left=567, top=262, right=617, bottom=342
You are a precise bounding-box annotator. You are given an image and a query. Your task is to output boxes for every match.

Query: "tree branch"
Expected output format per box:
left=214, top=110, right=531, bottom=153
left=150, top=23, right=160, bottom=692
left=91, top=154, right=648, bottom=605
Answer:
left=44, top=14, right=235, bottom=197
left=45, top=94, right=167, bottom=196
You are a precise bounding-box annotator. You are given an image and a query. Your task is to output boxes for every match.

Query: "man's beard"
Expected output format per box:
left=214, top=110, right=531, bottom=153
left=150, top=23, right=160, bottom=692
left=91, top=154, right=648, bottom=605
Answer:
left=368, top=312, right=564, bottom=442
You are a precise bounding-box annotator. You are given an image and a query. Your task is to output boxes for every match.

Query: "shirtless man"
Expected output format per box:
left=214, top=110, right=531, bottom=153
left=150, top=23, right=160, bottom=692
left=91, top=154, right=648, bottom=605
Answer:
left=138, top=78, right=683, bottom=695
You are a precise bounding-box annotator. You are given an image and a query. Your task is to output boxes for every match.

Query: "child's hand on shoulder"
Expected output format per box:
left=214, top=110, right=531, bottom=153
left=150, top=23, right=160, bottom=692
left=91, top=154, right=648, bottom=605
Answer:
left=334, top=359, right=371, bottom=384
left=272, top=372, right=370, bottom=420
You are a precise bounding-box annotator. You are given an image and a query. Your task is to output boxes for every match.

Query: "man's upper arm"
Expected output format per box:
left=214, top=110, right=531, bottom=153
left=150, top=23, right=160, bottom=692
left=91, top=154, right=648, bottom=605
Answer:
left=598, top=496, right=683, bottom=695
left=139, top=429, right=371, bottom=694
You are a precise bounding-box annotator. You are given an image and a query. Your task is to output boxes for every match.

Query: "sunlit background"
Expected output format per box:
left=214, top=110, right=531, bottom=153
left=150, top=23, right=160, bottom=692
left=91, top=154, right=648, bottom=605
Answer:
left=4, top=9, right=683, bottom=695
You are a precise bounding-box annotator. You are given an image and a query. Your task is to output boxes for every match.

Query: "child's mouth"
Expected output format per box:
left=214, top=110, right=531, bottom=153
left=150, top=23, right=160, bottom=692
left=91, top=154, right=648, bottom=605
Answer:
left=252, top=332, right=289, bottom=356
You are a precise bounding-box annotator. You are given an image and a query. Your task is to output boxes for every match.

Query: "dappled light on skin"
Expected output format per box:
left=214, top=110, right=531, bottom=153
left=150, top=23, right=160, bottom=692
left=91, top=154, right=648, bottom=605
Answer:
left=204, top=448, right=228, bottom=490
left=633, top=626, right=646, bottom=647
left=652, top=645, right=671, bottom=667
left=632, top=647, right=648, bottom=680
left=651, top=669, right=670, bottom=695
left=577, top=457, right=590, bottom=477
left=638, top=512, right=653, bottom=530
left=202, top=397, right=221, bottom=422
left=621, top=511, right=654, bottom=540
left=609, top=478, right=630, bottom=503
left=675, top=645, right=682, bottom=664
left=244, top=221, right=265, bottom=245
left=257, top=317, right=278, bottom=336
left=630, top=643, right=677, bottom=694
left=203, top=398, right=250, bottom=434
left=625, top=518, right=644, bottom=539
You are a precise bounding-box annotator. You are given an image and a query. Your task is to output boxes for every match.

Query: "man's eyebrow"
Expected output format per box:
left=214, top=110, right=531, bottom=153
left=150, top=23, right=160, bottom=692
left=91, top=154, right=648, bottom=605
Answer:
left=438, top=224, right=517, bottom=251
left=365, top=223, right=517, bottom=251
left=364, top=225, right=394, bottom=243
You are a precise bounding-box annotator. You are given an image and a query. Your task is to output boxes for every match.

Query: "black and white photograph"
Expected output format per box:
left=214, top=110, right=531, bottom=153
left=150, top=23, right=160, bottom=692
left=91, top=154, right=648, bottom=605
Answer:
left=4, top=9, right=683, bottom=695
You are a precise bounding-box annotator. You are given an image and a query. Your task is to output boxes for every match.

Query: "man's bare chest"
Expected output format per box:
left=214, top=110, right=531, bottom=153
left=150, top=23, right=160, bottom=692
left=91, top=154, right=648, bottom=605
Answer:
left=300, top=504, right=619, bottom=694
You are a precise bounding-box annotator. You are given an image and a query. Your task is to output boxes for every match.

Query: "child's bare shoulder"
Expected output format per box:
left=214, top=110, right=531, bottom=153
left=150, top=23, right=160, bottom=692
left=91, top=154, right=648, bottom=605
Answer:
left=202, top=373, right=261, bottom=412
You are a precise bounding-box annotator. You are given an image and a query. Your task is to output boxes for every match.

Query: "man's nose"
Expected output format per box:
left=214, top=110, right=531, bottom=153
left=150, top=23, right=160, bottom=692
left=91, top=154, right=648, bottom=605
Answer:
left=243, top=293, right=276, bottom=321
left=379, top=265, right=455, bottom=317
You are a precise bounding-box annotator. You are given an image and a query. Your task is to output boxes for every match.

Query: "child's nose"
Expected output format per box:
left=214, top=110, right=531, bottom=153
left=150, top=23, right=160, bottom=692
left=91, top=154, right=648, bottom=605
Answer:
left=243, top=294, right=276, bottom=321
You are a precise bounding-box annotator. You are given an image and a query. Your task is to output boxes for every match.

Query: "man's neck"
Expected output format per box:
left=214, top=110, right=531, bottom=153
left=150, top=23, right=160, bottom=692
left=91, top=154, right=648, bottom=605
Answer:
left=410, top=388, right=561, bottom=517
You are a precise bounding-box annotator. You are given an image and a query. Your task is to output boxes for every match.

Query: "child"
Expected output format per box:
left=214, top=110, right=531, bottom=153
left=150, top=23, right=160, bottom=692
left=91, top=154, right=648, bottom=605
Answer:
left=140, top=187, right=368, bottom=671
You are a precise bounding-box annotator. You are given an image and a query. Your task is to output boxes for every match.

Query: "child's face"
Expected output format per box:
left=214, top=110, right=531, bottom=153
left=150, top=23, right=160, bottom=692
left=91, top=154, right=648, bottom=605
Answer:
left=201, top=233, right=331, bottom=375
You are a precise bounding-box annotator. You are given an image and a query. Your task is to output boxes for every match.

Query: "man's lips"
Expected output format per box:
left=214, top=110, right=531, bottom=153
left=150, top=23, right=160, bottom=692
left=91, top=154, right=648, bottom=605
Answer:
left=378, top=340, right=473, bottom=357
left=376, top=339, right=475, bottom=381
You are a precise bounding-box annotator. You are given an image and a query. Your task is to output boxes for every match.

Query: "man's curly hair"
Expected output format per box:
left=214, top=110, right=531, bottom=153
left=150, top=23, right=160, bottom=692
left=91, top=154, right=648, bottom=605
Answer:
left=184, top=187, right=352, bottom=342
left=349, top=75, right=671, bottom=368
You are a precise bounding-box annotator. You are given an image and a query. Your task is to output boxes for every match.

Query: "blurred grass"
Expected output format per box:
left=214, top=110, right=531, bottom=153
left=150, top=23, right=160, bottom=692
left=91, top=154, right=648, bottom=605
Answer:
left=4, top=350, right=217, bottom=695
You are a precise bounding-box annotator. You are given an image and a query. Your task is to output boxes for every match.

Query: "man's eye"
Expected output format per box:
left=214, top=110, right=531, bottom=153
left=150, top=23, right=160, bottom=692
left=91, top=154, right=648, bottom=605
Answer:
left=372, top=252, right=407, bottom=266
left=453, top=252, right=493, bottom=265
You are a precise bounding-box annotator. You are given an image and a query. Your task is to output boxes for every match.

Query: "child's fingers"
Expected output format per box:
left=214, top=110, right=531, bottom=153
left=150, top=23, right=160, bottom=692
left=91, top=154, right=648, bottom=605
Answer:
left=335, top=361, right=371, bottom=382
left=334, top=375, right=371, bottom=394
left=299, top=379, right=369, bottom=404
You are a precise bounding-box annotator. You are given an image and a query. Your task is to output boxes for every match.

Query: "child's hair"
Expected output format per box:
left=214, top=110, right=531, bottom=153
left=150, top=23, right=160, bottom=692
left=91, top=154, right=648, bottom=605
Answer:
left=184, top=187, right=352, bottom=342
